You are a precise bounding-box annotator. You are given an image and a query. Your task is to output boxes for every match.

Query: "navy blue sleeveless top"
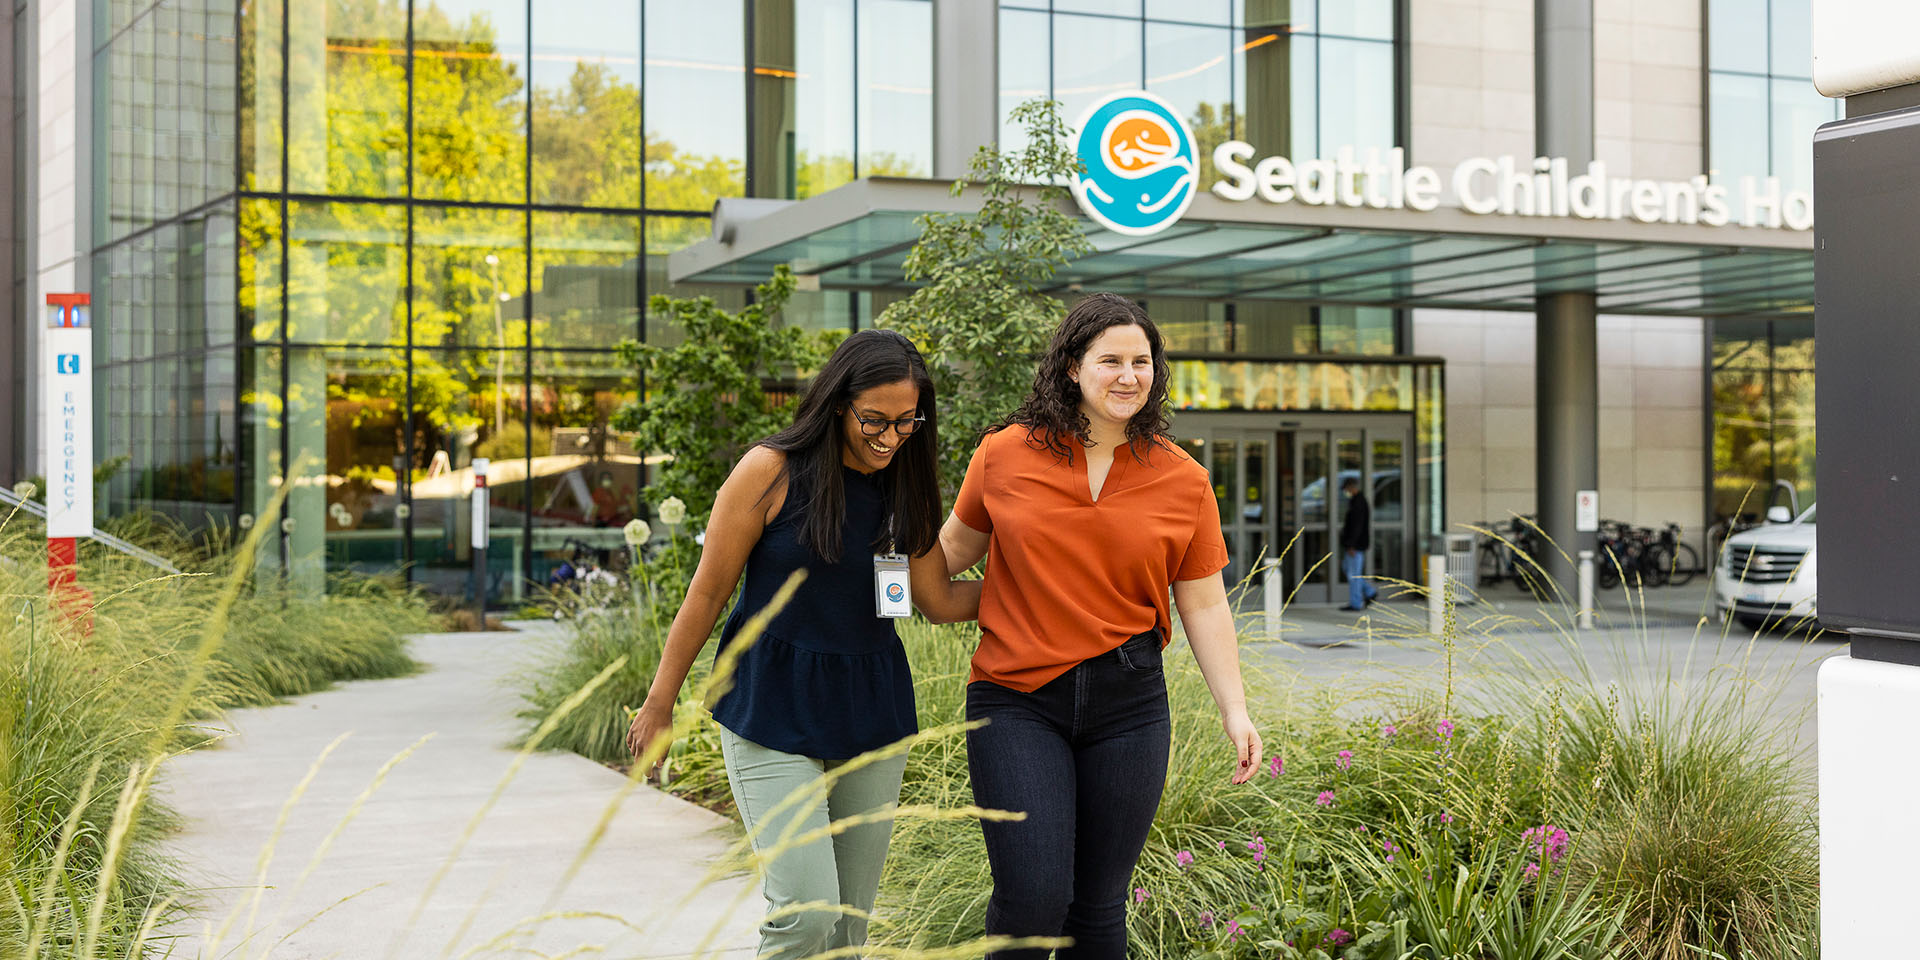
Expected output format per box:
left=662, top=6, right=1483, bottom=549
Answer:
left=707, top=464, right=917, bottom=760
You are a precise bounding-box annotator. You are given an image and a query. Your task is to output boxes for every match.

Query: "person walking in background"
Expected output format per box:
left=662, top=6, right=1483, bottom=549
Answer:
left=1339, top=476, right=1378, bottom=611
left=940, top=293, right=1264, bottom=959
left=625, top=329, right=980, bottom=960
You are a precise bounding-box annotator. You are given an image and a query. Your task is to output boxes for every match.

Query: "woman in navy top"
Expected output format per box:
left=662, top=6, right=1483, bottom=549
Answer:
left=627, top=329, right=979, bottom=959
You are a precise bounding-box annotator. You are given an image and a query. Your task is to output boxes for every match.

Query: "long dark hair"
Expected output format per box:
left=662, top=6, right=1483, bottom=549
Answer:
left=996, top=293, right=1172, bottom=463
left=758, top=329, right=940, bottom=561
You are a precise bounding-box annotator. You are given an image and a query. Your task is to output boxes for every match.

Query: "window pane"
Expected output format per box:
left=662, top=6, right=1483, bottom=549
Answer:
left=280, top=348, right=410, bottom=581
left=1153, top=298, right=1230, bottom=352
left=286, top=202, right=408, bottom=344
left=1055, top=0, right=1142, bottom=15
left=1708, top=72, right=1767, bottom=185
left=1318, top=0, right=1394, bottom=40
left=531, top=0, right=642, bottom=206
left=1147, top=0, right=1229, bottom=26
left=528, top=351, right=644, bottom=586
left=413, top=207, right=529, bottom=350
left=241, top=198, right=283, bottom=343
left=409, top=348, right=529, bottom=604
left=1768, top=0, right=1812, bottom=77
left=1708, top=0, right=1767, bottom=73
left=205, top=205, right=240, bottom=348
left=1053, top=13, right=1142, bottom=131
left=414, top=0, right=529, bottom=203
left=646, top=0, right=746, bottom=210
left=1319, top=37, right=1394, bottom=152
left=1772, top=368, right=1815, bottom=507
left=288, top=0, right=408, bottom=196
left=1147, top=23, right=1233, bottom=190
left=1712, top=368, right=1771, bottom=523
left=645, top=216, right=745, bottom=349
left=1769, top=76, right=1827, bottom=196
left=753, top=0, right=856, bottom=199
left=1711, top=316, right=1769, bottom=369
left=998, top=7, right=1050, bottom=156
left=533, top=212, right=641, bottom=349
left=1771, top=316, right=1814, bottom=368
left=858, top=0, right=932, bottom=177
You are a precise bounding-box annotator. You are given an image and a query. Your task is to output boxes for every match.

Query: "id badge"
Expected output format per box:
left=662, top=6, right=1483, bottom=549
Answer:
left=874, top=553, right=912, bottom=619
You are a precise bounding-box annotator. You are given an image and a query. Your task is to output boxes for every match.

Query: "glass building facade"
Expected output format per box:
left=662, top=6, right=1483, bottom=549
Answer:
left=1706, top=0, right=1826, bottom=529
left=83, top=0, right=1408, bottom=601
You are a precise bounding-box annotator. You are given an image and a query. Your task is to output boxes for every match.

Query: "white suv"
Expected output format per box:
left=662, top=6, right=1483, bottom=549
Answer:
left=1714, top=504, right=1817, bottom=631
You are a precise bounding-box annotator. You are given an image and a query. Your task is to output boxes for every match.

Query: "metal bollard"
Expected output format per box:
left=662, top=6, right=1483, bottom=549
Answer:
left=472, top=458, right=490, bottom=626
left=1263, top=560, right=1283, bottom=641
left=1427, top=553, right=1447, bottom=637
left=1577, top=549, right=1595, bottom=630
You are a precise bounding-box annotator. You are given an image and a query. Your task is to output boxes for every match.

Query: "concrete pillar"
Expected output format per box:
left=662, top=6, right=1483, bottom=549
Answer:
left=1533, top=0, right=1596, bottom=591
left=932, top=0, right=998, bottom=178
left=1536, top=293, right=1598, bottom=589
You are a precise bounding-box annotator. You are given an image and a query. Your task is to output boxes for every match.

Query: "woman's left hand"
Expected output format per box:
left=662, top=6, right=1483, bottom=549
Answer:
left=1224, top=708, right=1263, bottom=784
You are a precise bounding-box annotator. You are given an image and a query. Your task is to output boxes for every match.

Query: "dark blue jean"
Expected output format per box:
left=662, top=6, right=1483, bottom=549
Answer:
left=965, top=629, right=1172, bottom=959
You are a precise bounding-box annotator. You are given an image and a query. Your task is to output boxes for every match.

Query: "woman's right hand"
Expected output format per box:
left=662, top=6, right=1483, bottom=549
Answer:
left=627, top=700, right=675, bottom=776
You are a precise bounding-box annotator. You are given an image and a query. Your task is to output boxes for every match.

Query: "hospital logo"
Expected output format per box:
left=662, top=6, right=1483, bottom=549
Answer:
left=56, top=354, right=81, bottom=375
left=886, top=583, right=905, bottom=602
left=1071, top=91, right=1199, bottom=237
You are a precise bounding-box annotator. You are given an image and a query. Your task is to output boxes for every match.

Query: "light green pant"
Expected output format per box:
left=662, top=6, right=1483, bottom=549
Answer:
left=719, top=727, right=907, bottom=960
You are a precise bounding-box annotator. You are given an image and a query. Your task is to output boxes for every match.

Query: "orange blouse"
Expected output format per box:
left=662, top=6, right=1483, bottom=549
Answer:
left=953, top=425, right=1230, bottom=692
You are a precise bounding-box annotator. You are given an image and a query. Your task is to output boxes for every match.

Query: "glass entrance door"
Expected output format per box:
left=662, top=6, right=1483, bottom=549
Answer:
left=1176, top=415, right=1416, bottom=606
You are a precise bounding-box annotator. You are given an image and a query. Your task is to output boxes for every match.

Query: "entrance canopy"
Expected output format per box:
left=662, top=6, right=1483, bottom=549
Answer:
left=671, top=177, right=1815, bottom=317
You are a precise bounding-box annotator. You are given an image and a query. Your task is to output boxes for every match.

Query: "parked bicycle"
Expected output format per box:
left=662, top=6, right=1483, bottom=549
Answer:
left=1475, top=515, right=1552, bottom=598
left=1596, top=521, right=1700, bottom=589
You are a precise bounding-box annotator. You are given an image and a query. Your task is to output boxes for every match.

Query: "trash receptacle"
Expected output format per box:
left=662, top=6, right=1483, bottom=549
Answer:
left=1445, top=533, right=1478, bottom=592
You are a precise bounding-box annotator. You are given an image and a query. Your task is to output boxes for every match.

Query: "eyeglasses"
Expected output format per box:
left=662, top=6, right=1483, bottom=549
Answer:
left=852, top=413, right=926, bottom=438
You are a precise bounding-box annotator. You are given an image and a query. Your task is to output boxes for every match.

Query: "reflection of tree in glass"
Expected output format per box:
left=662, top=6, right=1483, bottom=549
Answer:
left=1188, top=102, right=1242, bottom=191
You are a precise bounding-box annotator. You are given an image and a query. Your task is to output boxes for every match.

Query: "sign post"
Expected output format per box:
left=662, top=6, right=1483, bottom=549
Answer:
left=471, top=458, right=489, bottom=626
left=43, top=293, right=94, bottom=631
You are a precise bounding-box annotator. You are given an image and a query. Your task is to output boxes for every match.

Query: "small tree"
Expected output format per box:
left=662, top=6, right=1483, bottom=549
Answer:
left=877, top=99, right=1094, bottom=496
left=612, top=265, right=822, bottom=529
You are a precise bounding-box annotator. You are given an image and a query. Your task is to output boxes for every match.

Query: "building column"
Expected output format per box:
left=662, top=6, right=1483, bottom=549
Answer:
left=1533, top=0, right=1596, bottom=589
left=1536, top=292, right=1599, bottom=587
left=931, top=0, right=998, bottom=179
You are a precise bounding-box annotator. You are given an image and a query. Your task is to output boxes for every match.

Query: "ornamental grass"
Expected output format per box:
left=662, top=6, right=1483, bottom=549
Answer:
left=0, top=502, right=437, bottom=959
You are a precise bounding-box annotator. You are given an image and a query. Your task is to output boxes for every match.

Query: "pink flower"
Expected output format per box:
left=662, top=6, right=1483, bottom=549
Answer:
left=1246, top=835, right=1267, bottom=867
left=1383, top=839, right=1400, bottom=862
left=1268, top=756, right=1284, bottom=777
left=1217, top=840, right=1227, bottom=851
left=1437, top=718, right=1455, bottom=739
left=1175, top=850, right=1194, bottom=868
left=1336, top=749, right=1354, bottom=771
left=1524, top=861, right=1542, bottom=881
left=1224, top=918, right=1245, bottom=942
left=1326, top=928, right=1353, bottom=946
left=1522, top=825, right=1571, bottom=864
left=1382, top=723, right=1398, bottom=738
left=1315, top=790, right=1336, bottom=807
left=1198, top=910, right=1215, bottom=929
left=1134, top=887, right=1150, bottom=904
left=1440, top=810, right=1454, bottom=824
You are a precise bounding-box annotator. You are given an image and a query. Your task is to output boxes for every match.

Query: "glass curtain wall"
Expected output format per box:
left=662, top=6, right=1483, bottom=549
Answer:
left=1706, top=2, right=1821, bottom=530
left=91, top=0, right=242, bottom=530
left=1707, top=0, right=1838, bottom=196
left=1711, top=316, right=1813, bottom=526
left=92, top=0, right=929, bottom=602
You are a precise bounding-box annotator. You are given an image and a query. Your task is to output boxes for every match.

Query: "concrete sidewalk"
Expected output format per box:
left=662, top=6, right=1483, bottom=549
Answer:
left=159, top=622, right=760, bottom=960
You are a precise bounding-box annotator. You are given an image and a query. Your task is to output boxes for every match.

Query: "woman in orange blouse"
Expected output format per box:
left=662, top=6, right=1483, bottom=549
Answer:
left=941, top=293, right=1263, bottom=958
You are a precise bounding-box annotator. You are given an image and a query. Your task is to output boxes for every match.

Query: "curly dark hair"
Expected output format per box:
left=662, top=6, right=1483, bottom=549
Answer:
left=994, top=292, right=1172, bottom=463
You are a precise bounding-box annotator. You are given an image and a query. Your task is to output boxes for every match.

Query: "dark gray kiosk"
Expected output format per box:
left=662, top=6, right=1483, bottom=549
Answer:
left=1809, top=3, right=1920, bottom=951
